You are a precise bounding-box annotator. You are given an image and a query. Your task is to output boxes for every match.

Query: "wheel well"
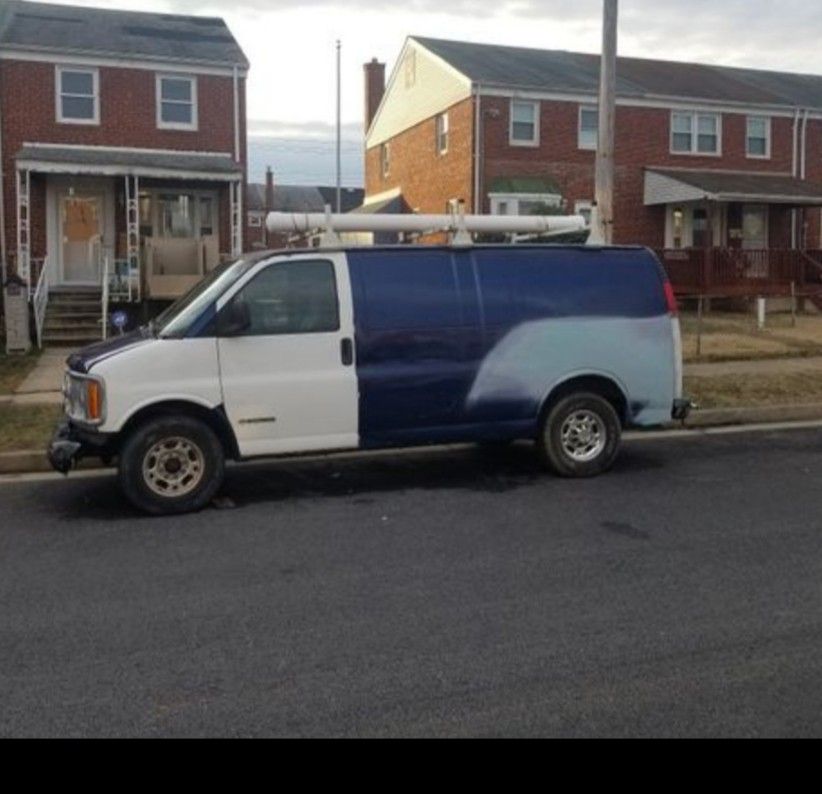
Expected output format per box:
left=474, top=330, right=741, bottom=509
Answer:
left=117, top=401, right=240, bottom=460
left=540, top=376, right=628, bottom=427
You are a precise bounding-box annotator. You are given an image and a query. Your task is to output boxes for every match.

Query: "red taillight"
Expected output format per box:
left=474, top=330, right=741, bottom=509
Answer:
left=663, top=280, right=679, bottom=316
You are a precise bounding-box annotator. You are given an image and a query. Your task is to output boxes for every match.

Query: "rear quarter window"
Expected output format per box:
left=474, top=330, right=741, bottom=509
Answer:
left=473, top=248, right=666, bottom=326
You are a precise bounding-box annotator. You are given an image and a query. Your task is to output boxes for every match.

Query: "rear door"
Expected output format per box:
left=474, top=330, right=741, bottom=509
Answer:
left=216, top=253, right=358, bottom=457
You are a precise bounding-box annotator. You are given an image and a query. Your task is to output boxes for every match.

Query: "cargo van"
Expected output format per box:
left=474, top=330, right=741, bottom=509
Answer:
left=49, top=245, right=689, bottom=514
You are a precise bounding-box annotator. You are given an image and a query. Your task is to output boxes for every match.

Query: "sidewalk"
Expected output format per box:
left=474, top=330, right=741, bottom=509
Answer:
left=7, top=348, right=71, bottom=405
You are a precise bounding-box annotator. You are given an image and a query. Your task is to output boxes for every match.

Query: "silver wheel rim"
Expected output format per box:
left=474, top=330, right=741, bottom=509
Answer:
left=560, top=410, right=606, bottom=463
left=142, top=436, right=206, bottom=498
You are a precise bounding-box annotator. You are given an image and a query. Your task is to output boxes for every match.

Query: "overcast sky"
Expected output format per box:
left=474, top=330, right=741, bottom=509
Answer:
left=42, top=0, right=822, bottom=184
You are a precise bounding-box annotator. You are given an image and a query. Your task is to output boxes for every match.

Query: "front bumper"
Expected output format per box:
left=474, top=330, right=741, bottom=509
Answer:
left=47, top=419, right=115, bottom=474
left=672, top=398, right=695, bottom=422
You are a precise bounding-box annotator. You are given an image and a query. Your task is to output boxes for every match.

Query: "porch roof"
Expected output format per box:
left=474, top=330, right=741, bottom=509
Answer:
left=15, top=144, right=242, bottom=182
left=645, top=168, right=822, bottom=207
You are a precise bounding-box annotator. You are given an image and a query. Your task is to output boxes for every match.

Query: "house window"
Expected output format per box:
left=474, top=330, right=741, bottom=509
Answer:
left=747, top=116, right=771, bottom=158
left=490, top=193, right=561, bottom=215
left=436, top=112, right=449, bottom=154
left=671, top=111, right=720, bottom=155
left=578, top=107, right=598, bottom=150
left=56, top=66, right=99, bottom=124
left=155, top=192, right=216, bottom=239
left=672, top=208, right=684, bottom=248
left=157, top=75, right=197, bottom=130
left=198, top=196, right=215, bottom=236
left=248, top=213, right=263, bottom=228
left=381, top=143, right=390, bottom=178
left=510, top=100, right=539, bottom=146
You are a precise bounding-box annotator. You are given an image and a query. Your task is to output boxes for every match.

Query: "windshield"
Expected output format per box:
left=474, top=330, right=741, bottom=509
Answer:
left=153, top=256, right=260, bottom=339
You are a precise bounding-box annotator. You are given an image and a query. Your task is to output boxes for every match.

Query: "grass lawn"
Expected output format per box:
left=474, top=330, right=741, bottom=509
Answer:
left=0, top=351, right=41, bottom=394
left=681, top=312, right=822, bottom=363
left=685, top=372, right=822, bottom=410
left=0, top=404, right=61, bottom=453
left=0, top=376, right=820, bottom=453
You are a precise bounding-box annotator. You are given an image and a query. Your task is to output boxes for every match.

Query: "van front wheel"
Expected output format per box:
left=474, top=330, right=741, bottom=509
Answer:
left=538, top=393, right=621, bottom=478
left=118, top=415, right=225, bottom=515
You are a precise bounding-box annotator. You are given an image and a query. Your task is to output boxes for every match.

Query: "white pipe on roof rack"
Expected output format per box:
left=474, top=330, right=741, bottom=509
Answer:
left=265, top=211, right=587, bottom=236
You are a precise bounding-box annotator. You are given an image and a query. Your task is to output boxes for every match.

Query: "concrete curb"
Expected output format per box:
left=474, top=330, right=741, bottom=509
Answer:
left=0, top=451, right=107, bottom=475
left=3, top=402, right=822, bottom=475
left=682, top=403, right=822, bottom=428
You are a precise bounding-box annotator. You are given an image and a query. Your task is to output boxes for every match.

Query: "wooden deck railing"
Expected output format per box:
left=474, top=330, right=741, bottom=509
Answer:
left=655, top=248, right=822, bottom=297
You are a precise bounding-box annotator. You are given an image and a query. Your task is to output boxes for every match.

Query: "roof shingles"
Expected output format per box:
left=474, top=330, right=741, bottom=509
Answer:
left=0, top=0, right=248, bottom=66
left=414, top=36, right=822, bottom=110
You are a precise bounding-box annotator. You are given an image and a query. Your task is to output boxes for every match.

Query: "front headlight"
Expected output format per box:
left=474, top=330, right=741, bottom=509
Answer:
left=64, top=372, right=105, bottom=425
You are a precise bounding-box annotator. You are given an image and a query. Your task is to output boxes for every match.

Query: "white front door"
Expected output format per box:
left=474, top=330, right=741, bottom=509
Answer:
left=216, top=253, right=359, bottom=458
left=59, top=193, right=104, bottom=284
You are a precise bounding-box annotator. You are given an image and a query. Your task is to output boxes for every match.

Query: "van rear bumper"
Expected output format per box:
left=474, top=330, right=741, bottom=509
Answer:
left=672, top=399, right=694, bottom=422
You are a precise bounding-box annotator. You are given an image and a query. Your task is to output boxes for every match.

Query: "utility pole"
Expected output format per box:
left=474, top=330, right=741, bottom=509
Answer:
left=335, top=39, right=342, bottom=214
left=591, top=0, right=618, bottom=245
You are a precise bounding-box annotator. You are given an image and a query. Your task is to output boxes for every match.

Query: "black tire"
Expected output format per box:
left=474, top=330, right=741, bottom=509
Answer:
left=538, top=392, right=622, bottom=478
left=118, top=415, right=225, bottom=515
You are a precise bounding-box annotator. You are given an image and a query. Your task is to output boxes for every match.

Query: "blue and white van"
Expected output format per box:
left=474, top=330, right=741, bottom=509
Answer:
left=49, top=245, right=689, bottom=514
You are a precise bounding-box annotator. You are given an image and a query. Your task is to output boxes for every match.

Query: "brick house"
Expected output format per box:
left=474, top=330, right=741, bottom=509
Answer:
left=364, top=37, right=822, bottom=293
left=0, top=1, right=248, bottom=342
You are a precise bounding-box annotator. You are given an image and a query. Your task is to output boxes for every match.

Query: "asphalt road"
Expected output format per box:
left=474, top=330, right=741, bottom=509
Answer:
left=2, top=429, right=822, bottom=737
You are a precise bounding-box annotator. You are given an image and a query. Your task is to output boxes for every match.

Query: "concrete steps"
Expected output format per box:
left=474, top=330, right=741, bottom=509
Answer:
left=43, top=290, right=103, bottom=347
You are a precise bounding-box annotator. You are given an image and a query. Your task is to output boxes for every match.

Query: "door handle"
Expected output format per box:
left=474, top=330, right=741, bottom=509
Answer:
left=340, top=337, right=354, bottom=367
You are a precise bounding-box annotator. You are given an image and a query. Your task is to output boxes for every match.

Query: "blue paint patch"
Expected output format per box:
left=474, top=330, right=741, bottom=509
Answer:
left=347, top=246, right=676, bottom=447
left=67, top=329, right=151, bottom=374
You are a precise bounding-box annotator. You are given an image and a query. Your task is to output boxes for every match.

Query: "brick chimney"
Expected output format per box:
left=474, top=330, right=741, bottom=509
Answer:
left=265, top=166, right=275, bottom=214
left=364, top=58, right=385, bottom=132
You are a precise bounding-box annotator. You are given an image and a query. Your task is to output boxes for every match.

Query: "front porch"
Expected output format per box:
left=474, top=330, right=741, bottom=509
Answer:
left=644, top=167, right=822, bottom=301
left=15, top=144, right=244, bottom=307
left=656, top=247, right=822, bottom=299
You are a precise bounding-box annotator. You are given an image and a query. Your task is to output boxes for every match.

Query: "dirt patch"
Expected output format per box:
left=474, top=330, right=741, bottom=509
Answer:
left=685, top=372, right=822, bottom=409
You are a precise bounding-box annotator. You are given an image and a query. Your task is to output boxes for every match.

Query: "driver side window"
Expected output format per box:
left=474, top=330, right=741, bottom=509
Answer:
left=230, top=259, right=340, bottom=336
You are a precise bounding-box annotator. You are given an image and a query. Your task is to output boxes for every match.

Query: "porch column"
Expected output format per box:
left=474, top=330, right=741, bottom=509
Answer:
left=16, top=167, right=31, bottom=293
left=230, top=180, right=243, bottom=257
left=124, top=174, right=140, bottom=302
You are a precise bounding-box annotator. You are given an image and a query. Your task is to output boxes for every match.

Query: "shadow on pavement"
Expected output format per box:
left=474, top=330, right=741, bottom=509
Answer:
left=55, top=441, right=668, bottom=520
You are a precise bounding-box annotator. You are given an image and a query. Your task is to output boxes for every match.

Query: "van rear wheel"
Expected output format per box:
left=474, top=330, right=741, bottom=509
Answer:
left=538, top=393, right=621, bottom=478
left=118, top=415, right=225, bottom=515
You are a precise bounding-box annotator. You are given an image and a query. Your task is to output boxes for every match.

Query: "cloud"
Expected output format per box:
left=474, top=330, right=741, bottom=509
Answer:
left=47, top=0, right=822, bottom=131
left=248, top=118, right=363, bottom=141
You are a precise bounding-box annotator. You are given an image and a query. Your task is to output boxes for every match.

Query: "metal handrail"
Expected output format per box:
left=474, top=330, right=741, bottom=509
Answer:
left=101, top=254, right=110, bottom=341
left=32, top=256, right=50, bottom=349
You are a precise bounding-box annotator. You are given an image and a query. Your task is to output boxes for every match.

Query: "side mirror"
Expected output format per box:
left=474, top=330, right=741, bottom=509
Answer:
left=219, top=299, right=251, bottom=337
